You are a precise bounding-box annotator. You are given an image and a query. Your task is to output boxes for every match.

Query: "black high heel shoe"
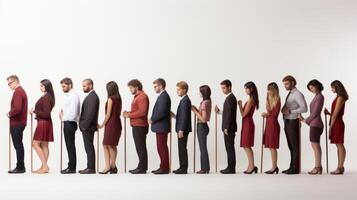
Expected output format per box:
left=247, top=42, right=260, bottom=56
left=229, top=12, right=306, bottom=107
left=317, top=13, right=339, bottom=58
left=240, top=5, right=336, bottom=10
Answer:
left=244, top=166, right=258, bottom=174
left=265, top=167, right=279, bottom=174
left=110, top=167, right=118, bottom=174
left=99, top=169, right=111, bottom=174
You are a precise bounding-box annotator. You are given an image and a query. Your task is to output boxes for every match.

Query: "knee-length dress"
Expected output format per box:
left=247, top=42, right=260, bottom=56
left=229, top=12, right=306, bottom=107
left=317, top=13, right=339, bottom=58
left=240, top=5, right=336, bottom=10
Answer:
left=329, top=97, right=345, bottom=144
left=240, top=102, right=256, bottom=147
left=263, top=101, right=281, bottom=148
left=33, top=94, right=54, bottom=142
left=103, top=96, right=122, bottom=146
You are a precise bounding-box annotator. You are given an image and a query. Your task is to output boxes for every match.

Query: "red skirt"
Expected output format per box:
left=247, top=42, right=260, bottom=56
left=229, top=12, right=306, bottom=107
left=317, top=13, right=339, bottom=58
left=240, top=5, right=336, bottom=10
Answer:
left=240, top=118, right=255, bottom=147
left=34, top=120, right=54, bottom=142
left=263, top=117, right=280, bottom=148
left=330, top=119, right=345, bottom=144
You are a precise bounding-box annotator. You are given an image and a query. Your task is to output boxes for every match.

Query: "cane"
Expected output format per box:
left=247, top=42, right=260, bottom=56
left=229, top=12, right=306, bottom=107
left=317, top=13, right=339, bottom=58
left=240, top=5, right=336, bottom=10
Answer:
left=96, top=130, right=100, bottom=173
left=169, top=115, right=173, bottom=173
left=324, top=114, right=329, bottom=173
left=60, top=120, right=63, bottom=171
left=214, top=111, right=218, bottom=173
left=299, top=118, right=302, bottom=173
left=9, top=121, right=12, bottom=171
left=193, top=113, right=197, bottom=173
left=31, top=113, right=34, bottom=173
left=260, top=116, right=266, bottom=173
left=124, top=116, right=127, bottom=173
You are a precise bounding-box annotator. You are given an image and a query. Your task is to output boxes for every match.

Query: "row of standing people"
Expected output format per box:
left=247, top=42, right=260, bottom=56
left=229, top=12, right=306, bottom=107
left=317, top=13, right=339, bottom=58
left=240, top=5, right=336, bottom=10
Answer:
left=6, top=75, right=348, bottom=175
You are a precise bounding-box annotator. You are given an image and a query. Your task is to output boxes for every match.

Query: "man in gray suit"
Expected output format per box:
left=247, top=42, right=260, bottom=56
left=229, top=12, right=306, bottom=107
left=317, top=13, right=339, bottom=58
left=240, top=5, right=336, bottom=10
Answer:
left=79, top=79, right=100, bottom=174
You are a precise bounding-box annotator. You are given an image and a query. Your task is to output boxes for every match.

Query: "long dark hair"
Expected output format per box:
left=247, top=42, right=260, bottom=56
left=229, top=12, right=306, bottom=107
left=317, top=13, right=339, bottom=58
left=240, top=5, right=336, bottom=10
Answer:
left=199, top=85, right=211, bottom=101
left=331, top=80, right=349, bottom=101
left=106, top=81, right=121, bottom=101
left=40, top=79, right=55, bottom=108
left=244, top=81, right=259, bottom=109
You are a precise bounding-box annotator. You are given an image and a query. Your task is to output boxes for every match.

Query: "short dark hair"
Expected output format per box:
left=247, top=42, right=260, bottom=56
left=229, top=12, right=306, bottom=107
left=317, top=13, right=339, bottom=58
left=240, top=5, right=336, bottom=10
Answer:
left=60, top=77, right=73, bottom=87
left=220, top=79, right=232, bottom=87
left=176, top=81, right=189, bottom=92
left=282, top=75, right=297, bottom=86
left=307, top=79, right=323, bottom=92
left=7, top=75, right=19, bottom=82
left=153, top=78, right=166, bottom=88
left=83, top=78, right=94, bottom=86
left=128, top=79, right=143, bottom=90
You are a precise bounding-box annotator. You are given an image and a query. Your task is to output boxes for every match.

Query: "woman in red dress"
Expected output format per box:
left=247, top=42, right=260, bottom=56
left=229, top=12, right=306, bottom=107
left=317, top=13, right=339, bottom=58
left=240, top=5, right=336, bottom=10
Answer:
left=30, top=79, right=55, bottom=174
left=261, top=82, right=281, bottom=174
left=98, top=81, right=122, bottom=174
left=324, top=80, right=348, bottom=175
left=238, top=81, right=259, bottom=174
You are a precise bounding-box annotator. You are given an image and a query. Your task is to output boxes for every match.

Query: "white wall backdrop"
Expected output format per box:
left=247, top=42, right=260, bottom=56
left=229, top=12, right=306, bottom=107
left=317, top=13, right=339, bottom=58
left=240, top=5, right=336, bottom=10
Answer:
left=0, top=0, right=356, bottom=173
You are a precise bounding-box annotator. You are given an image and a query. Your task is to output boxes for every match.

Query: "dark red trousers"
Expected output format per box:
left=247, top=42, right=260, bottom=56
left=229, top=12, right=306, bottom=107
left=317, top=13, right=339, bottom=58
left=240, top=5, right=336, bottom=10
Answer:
left=156, top=133, right=169, bottom=171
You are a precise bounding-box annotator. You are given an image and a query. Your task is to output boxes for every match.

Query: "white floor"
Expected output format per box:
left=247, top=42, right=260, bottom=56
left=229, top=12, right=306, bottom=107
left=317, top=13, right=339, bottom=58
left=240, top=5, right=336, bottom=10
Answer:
left=0, top=171, right=355, bottom=200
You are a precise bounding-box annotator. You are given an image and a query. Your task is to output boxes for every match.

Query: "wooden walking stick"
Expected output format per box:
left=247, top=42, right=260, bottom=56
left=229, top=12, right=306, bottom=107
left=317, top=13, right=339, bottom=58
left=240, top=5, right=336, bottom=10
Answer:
left=96, top=130, right=99, bottom=173
left=31, top=113, right=34, bottom=173
left=169, top=115, right=173, bottom=173
left=193, top=113, right=197, bottom=173
left=124, top=116, right=127, bottom=173
left=324, top=114, right=329, bottom=173
left=260, top=116, right=266, bottom=173
left=9, top=121, right=12, bottom=171
left=214, top=111, right=218, bottom=173
left=299, top=118, right=302, bottom=173
left=60, top=121, right=63, bottom=171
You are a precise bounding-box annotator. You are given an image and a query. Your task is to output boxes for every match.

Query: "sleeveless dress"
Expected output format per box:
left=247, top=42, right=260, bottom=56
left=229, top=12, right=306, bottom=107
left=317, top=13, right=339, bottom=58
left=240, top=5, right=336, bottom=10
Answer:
left=240, top=102, right=256, bottom=147
left=329, top=97, right=345, bottom=144
left=263, top=101, right=281, bottom=148
left=103, top=96, right=122, bottom=146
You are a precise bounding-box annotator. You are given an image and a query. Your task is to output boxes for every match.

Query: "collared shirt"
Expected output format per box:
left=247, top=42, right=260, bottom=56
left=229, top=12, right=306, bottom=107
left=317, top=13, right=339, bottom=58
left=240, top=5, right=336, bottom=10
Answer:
left=62, top=89, right=81, bottom=122
left=283, top=87, right=308, bottom=119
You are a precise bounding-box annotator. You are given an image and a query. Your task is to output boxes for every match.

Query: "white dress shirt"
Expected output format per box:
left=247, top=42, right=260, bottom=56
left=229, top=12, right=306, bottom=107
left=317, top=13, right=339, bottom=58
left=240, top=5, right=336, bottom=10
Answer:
left=283, top=87, right=308, bottom=119
left=62, top=89, right=81, bottom=122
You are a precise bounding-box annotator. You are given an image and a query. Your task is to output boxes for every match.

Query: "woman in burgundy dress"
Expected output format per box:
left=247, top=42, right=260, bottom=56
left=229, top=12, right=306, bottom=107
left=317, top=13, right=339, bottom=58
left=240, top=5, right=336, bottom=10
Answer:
left=261, top=82, right=281, bottom=174
left=30, top=79, right=55, bottom=174
left=98, top=81, right=122, bottom=174
left=238, top=81, right=259, bottom=174
left=324, top=80, right=348, bottom=175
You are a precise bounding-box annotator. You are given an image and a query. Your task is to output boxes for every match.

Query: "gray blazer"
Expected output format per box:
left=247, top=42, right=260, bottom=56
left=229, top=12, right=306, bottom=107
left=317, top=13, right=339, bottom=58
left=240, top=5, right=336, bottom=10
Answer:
left=305, top=92, right=324, bottom=128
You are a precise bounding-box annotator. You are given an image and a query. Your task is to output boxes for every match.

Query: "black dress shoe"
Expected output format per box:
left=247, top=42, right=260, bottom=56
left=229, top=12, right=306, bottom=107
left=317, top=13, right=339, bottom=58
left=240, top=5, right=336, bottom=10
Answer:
left=110, top=167, right=118, bottom=174
left=282, top=168, right=291, bottom=174
left=8, top=168, right=26, bottom=174
left=153, top=169, right=169, bottom=175
left=173, top=169, right=187, bottom=174
left=196, top=170, right=209, bottom=174
left=129, top=168, right=139, bottom=173
left=151, top=168, right=161, bottom=173
left=130, top=168, right=146, bottom=174
left=285, top=169, right=299, bottom=175
left=61, top=168, right=76, bottom=174
left=79, top=168, right=96, bottom=174
left=244, top=166, right=258, bottom=174
left=220, top=168, right=235, bottom=174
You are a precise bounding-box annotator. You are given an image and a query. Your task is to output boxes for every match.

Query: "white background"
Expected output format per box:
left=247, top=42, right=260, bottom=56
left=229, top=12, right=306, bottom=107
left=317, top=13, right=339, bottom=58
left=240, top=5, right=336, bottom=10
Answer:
left=0, top=0, right=356, bottom=199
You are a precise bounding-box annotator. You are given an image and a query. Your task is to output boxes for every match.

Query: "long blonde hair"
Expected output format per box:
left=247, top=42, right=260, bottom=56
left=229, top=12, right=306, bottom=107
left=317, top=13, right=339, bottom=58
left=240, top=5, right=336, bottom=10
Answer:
left=266, top=82, right=280, bottom=111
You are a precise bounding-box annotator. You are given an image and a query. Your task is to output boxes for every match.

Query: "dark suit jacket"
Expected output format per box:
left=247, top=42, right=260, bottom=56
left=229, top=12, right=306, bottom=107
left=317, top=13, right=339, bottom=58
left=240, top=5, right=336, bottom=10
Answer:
left=175, top=95, right=192, bottom=133
left=79, top=90, right=100, bottom=133
left=222, top=93, right=237, bottom=133
left=151, top=90, right=171, bottom=134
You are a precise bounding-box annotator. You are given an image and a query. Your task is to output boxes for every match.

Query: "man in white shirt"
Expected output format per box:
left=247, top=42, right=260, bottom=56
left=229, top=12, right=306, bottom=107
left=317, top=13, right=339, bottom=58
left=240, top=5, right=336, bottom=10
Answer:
left=281, top=75, right=307, bottom=175
left=59, top=77, right=80, bottom=174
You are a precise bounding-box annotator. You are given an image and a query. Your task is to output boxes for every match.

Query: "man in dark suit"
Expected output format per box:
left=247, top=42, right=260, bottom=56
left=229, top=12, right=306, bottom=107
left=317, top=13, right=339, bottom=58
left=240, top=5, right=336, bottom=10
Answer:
left=172, top=81, right=192, bottom=174
left=149, top=78, right=171, bottom=175
left=215, top=80, right=237, bottom=174
left=78, top=79, right=100, bottom=174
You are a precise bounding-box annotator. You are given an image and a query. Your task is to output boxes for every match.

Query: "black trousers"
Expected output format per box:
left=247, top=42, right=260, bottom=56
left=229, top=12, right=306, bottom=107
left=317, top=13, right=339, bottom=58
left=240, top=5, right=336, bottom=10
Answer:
left=64, top=121, right=78, bottom=170
left=284, top=119, right=300, bottom=171
left=224, top=132, right=236, bottom=171
left=197, top=123, right=210, bottom=171
left=178, top=132, right=189, bottom=170
left=82, top=130, right=95, bottom=170
left=132, top=126, right=149, bottom=171
left=10, top=125, right=26, bottom=169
